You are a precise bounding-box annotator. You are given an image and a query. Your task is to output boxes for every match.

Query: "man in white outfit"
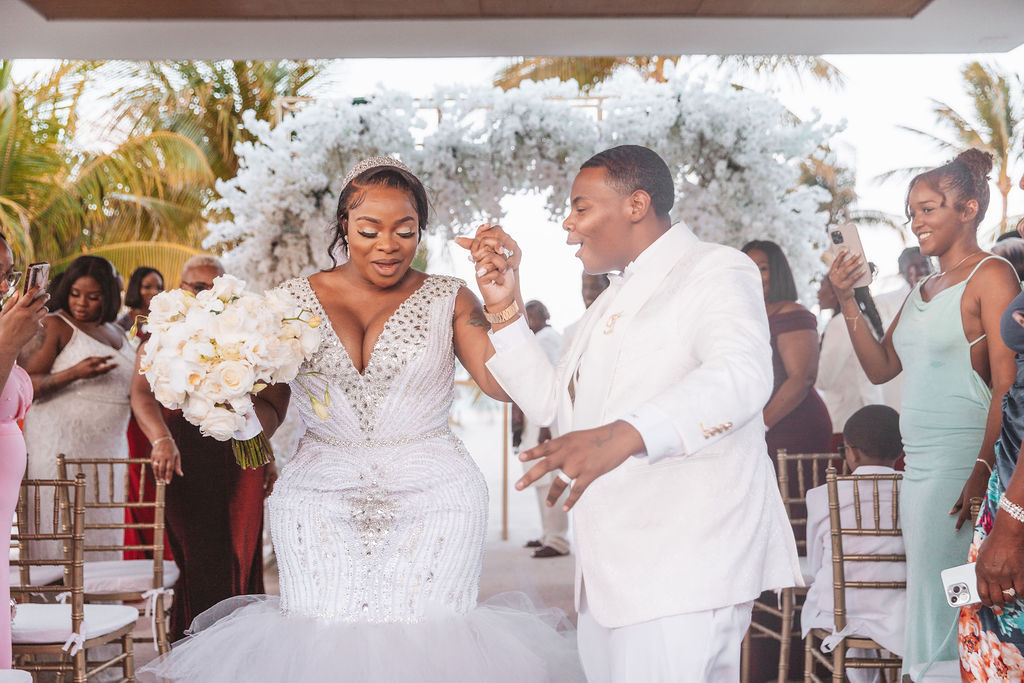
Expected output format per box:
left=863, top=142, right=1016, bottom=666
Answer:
left=516, top=299, right=569, bottom=558
left=460, top=145, right=802, bottom=681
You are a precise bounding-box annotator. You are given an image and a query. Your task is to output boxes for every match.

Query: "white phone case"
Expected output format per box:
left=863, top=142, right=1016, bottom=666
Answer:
left=827, top=223, right=872, bottom=288
left=941, top=562, right=981, bottom=607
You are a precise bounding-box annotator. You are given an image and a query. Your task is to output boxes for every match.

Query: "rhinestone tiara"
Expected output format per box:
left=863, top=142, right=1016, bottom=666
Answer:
left=341, top=155, right=414, bottom=190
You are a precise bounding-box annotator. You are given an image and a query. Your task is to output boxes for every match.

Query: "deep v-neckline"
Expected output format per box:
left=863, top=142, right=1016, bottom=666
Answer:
left=303, top=275, right=433, bottom=377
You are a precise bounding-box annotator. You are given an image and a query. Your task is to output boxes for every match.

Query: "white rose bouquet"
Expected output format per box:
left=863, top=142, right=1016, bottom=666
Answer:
left=139, top=275, right=322, bottom=468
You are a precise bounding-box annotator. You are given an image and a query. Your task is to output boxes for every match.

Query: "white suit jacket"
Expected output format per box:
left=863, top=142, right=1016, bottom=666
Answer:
left=487, top=225, right=802, bottom=628
left=801, top=465, right=906, bottom=655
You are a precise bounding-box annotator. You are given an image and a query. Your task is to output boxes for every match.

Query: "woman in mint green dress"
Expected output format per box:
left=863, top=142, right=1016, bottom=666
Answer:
left=828, top=149, right=1020, bottom=676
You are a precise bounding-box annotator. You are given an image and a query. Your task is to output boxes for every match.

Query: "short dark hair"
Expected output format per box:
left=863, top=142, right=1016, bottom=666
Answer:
left=525, top=300, right=550, bottom=322
left=740, top=239, right=798, bottom=304
left=329, top=166, right=429, bottom=266
left=123, top=266, right=164, bottom=309
left=906, top=148, right=993, bottom=229
left=843, top=405, right=902, bottom=464
left=52, top=255, right=122, bottom=323
left=581, top=145, right=675, bottom=218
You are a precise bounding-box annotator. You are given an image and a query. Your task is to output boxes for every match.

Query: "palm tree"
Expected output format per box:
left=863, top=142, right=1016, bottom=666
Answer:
left=800, top=150, right=903, bottom=235
left=0, top=60, right=214, bottom=264
left=105, top=60, right=328, bottom=182
left=879, top=61, right=1022, bottom=235
left=494, top=55, right=844, bottom=92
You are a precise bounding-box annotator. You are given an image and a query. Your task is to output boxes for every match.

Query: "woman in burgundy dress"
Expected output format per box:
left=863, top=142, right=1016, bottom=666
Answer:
left=742, top=239, right=832, bottom=683
left=742, top=240, right=832, bottom=458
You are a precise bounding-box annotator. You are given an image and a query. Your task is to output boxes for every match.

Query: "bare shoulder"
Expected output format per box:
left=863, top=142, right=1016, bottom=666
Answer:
left=972, top=254, right=1020, bottom=286
left=453, top=286, right=485, bottom=320
left=42, top=312, right=72, bottom=338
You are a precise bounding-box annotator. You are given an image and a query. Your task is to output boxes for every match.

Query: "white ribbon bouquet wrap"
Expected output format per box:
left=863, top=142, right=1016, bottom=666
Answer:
left=139, top=275, right=323, bottom=468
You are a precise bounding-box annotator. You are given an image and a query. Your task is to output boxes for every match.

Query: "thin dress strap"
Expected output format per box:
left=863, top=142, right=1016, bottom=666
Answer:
left=966, top=255, right=1015, bottom=346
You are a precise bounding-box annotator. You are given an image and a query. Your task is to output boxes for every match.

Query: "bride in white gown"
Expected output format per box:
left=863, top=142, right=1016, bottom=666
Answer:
left=140, top=157, right=582, bottom=682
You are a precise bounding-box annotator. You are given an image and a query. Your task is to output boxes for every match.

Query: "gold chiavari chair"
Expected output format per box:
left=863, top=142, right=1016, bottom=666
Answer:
left=56, top=455, right=177, bottom=655
left=803, top=467, right=904, bottom=682
left=742, top=450, right=844, bottom=683
left=11, top=474, right=137, bottom=682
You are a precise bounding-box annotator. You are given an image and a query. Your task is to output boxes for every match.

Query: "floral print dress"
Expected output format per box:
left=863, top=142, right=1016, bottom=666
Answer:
left=959, top=290, right=1024, bottom=681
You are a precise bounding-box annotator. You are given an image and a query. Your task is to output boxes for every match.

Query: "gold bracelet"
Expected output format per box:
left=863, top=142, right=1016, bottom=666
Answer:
left=151, top=435, right=173, bottom=447
left=483, top=299, right=519, bottom=324
left=843, top=310, right=860, bottom=332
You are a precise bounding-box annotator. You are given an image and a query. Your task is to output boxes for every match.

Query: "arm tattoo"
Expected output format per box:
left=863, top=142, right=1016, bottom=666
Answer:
left=37, top=373, right=58, bottom=396
left=467, top=316, right=491, bottom=330
left=18, top=330, right=45, bottom=364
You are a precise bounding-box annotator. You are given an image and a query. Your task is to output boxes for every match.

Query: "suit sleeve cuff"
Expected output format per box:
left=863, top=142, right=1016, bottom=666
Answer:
left=621, top=404, right=687, bottom=464
left=488, top=315, right=532, bottom=352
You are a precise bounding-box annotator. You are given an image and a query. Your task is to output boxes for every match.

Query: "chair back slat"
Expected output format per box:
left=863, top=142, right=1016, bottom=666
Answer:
left=56, top=454, right=168, bottom=589
left=825, top=467, right=906, bottom=637
left=776, top=450, right=846, bottom=552
left=11, top=475, right=86, bottom=613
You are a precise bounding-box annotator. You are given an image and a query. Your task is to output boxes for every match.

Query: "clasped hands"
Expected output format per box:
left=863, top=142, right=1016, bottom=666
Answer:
left=455, top=223, right=645, bottom=511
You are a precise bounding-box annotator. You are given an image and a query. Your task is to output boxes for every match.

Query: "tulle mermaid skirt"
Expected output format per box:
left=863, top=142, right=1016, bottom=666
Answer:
left=139, top=593, right=584, bottom=682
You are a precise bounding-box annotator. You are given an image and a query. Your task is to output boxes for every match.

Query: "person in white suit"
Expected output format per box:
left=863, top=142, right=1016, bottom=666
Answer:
left=458, top=145, right=802, bottom=681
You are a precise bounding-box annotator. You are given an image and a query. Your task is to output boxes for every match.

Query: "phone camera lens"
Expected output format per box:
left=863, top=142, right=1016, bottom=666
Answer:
left=830, top=231, right=844, bottom=245
left=953, top=585, right=961, bottom=593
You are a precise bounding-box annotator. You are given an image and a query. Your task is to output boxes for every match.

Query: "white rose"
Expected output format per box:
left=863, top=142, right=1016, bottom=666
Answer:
left=151, top=377, right=186, bottom=409
left=212, top=360, right=256, bottom=398
left=147, top=289, right=192, bottom=326
left=182, top=393, right=215, bottom=425
left=208, top=274, right=247, bottom=303
left=198, top=405, right=246, bottom=441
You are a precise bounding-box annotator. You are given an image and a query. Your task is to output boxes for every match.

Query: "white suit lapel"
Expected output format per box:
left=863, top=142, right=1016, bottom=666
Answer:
left=572, top=226, right=698, bottom=425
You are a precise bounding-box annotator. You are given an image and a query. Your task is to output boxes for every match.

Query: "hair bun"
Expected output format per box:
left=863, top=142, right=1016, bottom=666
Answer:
left=955, top=148, right=993, bottom=180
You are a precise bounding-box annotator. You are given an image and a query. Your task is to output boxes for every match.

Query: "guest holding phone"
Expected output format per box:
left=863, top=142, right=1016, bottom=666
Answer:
left=829, top=149, right=1019, bottom=676
left=0, top=234, right=49, bottom=669
left=19, top=255, right=137, bottom=560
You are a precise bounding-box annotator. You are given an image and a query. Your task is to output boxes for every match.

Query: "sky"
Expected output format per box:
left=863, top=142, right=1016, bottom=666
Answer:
left=12, top=49, right=1024, bottom=329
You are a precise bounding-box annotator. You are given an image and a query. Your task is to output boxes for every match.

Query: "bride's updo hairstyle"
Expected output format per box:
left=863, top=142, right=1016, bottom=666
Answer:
left=905, top=148, right=994, bottom=229
left=329, top=160, right=429, bottom=267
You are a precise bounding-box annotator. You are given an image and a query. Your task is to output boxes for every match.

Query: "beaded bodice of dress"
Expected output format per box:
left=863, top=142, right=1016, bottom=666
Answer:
left=270, top=275, right=488, bottom=624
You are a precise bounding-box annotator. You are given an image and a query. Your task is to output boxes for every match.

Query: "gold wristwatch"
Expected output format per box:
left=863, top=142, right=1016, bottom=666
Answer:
left=483, top=299, right=520, bottom=324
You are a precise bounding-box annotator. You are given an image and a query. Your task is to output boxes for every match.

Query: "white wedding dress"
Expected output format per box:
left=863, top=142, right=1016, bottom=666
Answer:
left=141, top=274, right=582, bottom=682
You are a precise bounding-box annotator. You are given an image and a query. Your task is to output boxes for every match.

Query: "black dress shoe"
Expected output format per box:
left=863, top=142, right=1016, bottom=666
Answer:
left=524, top=539, right=542, bottom=548
left=532, top=545, right=568, bottom=558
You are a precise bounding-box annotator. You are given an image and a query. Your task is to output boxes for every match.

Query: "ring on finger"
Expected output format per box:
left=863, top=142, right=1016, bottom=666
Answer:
left=556, top=470, right=574, bottom=486
left=1004, top=588, right=1017, bottom=597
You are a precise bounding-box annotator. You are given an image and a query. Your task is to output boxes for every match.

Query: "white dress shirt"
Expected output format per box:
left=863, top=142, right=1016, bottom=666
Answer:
left=801, top=465, right=906, bottom=656
left=816, top=314, right=884, bottom=432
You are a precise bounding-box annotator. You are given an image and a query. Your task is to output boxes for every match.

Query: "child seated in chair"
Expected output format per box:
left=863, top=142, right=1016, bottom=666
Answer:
left=801, top=404, right=906, bottom=683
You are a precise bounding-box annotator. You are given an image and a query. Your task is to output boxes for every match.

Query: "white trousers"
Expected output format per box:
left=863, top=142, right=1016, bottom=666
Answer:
left=577, top=594, right=753, bottom=682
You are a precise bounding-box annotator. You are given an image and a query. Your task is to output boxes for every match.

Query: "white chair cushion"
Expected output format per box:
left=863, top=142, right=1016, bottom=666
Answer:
left=0, top=669, right=32, bottom=681
left=8, top=565, right=65, bottom=587
left=798, top=555, right=815, bottom=584
left=11, top=603, right=138, bottom=644
left=79, top=560, right=179, bottom=593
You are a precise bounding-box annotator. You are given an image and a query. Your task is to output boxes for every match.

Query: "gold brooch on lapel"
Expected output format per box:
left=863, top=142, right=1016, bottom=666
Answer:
left=604, top=313, right=622, bottom=335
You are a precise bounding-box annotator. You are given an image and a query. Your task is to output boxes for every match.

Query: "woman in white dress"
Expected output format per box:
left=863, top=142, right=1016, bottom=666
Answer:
left=20, top=255, right=136, bottom=561
left=141, top=157, right=582, bottom=681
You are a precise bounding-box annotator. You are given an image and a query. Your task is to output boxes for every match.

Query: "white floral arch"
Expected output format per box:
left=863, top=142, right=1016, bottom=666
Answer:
left=206, top=73, right=836, bottom=295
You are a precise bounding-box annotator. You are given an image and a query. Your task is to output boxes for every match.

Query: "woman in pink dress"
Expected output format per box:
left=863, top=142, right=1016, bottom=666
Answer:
left=0, top=233, right=51, bottom=668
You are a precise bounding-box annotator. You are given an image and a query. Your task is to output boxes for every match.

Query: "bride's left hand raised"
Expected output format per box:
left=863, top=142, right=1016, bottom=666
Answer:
left=516, top=420, right=645, bottom=511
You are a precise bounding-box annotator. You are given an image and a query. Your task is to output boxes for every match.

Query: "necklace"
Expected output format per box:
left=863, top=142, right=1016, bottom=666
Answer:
left=936, top=250, right=982, bottom=278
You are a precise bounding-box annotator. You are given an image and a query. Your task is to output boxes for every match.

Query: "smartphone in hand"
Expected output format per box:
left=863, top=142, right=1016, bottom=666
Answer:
left=24, top=262, right=50, bottom=298
left=941, top=562, right=981, bottom=607
left=827, top=223, right=872, bottom=288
